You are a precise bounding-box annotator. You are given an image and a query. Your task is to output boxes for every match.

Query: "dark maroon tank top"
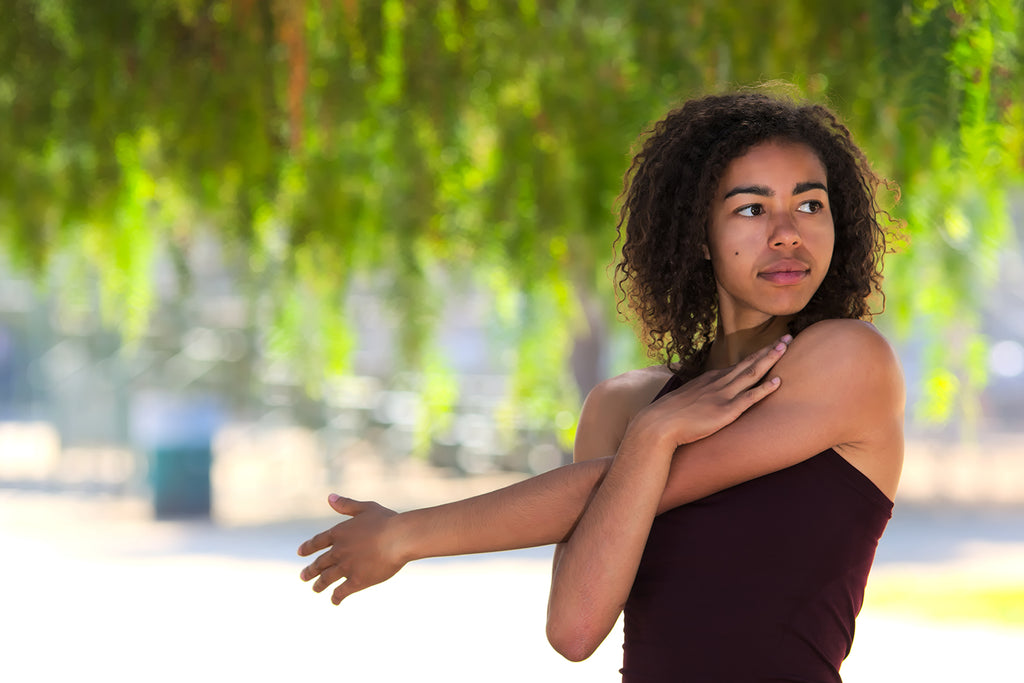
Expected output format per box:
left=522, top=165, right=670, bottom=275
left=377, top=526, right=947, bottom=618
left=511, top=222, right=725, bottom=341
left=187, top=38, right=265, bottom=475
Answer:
left=621, top=375, right=893, bottom=682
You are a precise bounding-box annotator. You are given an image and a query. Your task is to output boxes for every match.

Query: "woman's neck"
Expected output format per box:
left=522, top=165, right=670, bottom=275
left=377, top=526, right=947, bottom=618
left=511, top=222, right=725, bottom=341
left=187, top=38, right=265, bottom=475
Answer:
left=706, top=316, right=792, bottom=370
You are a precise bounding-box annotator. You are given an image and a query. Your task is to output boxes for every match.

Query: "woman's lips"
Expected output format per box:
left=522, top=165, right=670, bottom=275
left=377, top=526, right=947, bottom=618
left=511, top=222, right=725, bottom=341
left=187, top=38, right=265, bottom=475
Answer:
left=759, top=270, right=809, bottom=285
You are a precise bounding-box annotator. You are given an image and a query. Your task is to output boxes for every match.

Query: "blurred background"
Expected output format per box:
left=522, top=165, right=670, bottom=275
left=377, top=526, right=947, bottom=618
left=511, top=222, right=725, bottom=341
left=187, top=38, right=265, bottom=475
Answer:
left=1, top=1, right=1022, bottom=681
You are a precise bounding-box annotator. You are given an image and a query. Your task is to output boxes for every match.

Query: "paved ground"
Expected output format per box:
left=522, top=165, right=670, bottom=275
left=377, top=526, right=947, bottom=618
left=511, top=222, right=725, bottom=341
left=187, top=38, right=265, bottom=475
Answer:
left=2, top=486, right=1023, bottom=683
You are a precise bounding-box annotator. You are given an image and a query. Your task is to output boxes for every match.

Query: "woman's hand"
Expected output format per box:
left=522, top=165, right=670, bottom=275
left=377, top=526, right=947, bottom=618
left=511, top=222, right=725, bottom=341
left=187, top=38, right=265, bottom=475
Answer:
left=629, top=334, right=792, bottom=450
left=298, top=495, right=405, bottom=605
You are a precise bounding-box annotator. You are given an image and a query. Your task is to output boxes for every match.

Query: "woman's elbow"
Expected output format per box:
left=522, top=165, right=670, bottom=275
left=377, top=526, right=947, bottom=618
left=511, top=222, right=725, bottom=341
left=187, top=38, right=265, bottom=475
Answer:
left=546, top=617, right=602, bottom=662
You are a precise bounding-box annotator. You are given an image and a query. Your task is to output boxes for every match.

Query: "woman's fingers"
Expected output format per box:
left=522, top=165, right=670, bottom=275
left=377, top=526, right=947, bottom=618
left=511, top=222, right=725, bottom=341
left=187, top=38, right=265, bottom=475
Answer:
left=328, top=494, right=372, bottom=517
left=722, top=334, right=791, bottom=389
left=298, top=529, right=335, bottom=558
left=297, top=495, right=370, bottom=558
left=300, top=549, right=333, bottom=581
left=298, top=498, right=403, bottom=602
left=312, top=561, right=349, bottom=593
left=332, top=579, right=361, bottom=605
left=637, top=334, right=793, bottom=446
left=737, top=374, right=782, bottom=408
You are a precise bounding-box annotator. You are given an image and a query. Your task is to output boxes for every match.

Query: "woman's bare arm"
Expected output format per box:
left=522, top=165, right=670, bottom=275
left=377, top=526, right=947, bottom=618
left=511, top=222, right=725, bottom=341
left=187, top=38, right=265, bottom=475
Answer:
left=298, top=457, right=613, bottom=602
left=546, top=366, right=674, bottom=609
left=299, top=320, right=903, bottom=606
left=298, top=368, right=666, bottom=603
left=545, top=338, right=789, bottom=661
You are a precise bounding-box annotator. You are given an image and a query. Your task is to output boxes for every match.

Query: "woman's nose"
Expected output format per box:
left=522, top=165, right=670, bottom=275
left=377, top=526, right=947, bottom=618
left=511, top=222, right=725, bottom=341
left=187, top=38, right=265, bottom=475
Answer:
left=770, top=214, right=802, bottom=248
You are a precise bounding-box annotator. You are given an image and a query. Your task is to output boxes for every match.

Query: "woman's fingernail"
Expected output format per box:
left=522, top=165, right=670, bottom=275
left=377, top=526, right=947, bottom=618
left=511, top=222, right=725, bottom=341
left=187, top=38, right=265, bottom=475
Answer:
left=781, top=334, right=793, bottom=344
left=775, top=342, right=786, bottom=351
left=329, top=493, right=340, bottom=504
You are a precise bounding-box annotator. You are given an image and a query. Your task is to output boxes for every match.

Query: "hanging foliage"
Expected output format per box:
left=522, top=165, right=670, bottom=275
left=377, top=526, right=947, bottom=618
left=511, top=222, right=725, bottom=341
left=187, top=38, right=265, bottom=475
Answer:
left=1, top=0, right=1021, bottom=434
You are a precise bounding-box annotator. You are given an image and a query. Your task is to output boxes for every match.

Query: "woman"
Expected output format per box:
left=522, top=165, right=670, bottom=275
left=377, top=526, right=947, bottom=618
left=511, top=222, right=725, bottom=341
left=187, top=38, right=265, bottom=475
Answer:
left=299, top=90, right=904, bottom=681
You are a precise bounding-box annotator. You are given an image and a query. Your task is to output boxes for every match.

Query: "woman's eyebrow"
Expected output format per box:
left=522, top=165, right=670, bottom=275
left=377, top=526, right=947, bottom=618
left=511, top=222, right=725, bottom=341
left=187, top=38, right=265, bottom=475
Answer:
left=794, top=181, right=828, bottom=194
left=723, top=181, right=828, bottom=200
left=723, top=185, right=773, bottom=199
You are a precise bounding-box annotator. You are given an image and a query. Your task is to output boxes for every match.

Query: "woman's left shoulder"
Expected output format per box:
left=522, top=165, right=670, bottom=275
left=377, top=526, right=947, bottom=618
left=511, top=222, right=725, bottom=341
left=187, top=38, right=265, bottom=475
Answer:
left=792, top=319, right=900, bottom=366
left=785, top=318, right=904, bottom=401
left=787, top=321, right=904, bottom=500
left=795, top=318, right=891, bottom=346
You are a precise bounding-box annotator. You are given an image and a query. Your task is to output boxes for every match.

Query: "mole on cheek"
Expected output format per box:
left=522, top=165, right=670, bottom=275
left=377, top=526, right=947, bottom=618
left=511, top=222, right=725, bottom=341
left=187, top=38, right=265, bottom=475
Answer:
left=734, top=251, right=740, bottom=256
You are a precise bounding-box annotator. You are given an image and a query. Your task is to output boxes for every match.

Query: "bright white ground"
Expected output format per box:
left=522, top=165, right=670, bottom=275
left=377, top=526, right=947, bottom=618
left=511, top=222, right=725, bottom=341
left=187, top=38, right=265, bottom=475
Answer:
left=2, top=492, right=1023, bottom=683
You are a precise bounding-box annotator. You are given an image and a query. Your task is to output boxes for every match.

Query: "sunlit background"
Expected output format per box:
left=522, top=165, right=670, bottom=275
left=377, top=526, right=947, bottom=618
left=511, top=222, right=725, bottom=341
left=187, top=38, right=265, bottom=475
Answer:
left=1, top=1, right=1022, bottom=681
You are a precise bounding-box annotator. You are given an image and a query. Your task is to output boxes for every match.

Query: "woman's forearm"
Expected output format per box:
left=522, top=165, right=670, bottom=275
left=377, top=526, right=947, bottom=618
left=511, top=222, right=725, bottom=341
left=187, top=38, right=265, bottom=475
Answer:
left=546, top=431, right=673, bottom=660
left=299, top=455, right=621, bottom=604
left=393, top=456, right=613, bottom=563
left=301, top=437, right=697, bottom=606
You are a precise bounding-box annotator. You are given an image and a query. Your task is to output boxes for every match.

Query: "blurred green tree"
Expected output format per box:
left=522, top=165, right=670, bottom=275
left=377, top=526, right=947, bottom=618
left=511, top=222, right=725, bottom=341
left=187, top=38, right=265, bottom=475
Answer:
left=1, top=0, right=1021, bottom=438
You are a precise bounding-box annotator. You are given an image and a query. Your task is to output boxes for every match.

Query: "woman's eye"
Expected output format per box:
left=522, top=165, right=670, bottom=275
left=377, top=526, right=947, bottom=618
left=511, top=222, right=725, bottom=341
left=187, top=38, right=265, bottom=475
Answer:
left=737, top=204, right=764, bottom=217
left=797, top=200, right=824, bottom=214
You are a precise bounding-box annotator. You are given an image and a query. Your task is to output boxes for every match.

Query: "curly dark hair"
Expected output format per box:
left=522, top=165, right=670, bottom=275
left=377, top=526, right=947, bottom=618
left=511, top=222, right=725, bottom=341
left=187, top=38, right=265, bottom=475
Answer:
left=614, top=89, right=899, bottom=376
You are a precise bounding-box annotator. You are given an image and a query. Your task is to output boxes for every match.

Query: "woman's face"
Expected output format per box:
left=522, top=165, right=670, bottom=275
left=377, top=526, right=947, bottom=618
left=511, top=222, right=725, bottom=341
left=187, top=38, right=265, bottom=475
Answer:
left=705, top=141, right=835, bottom=332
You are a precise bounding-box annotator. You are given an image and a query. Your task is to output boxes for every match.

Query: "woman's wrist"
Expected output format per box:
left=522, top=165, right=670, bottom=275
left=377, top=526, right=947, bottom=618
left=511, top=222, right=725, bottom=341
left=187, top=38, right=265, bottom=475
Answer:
left=390, top=504, right=479, bottom=563
left=387, top=510, right=423, bottom=564
left=621, top=412, right=679, bottom=460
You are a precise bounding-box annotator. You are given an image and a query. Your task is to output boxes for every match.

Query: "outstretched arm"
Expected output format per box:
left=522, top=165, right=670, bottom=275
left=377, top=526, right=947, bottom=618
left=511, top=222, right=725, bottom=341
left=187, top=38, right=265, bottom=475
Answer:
left=297, top=339, right=786, bottom=604
left=298, top=456, right=613, bottom=602
left=298, top=361, right=677, bottom=604
left=297, top=340, right=776, bottom=607
left=300, top=321, right=903, bottom=608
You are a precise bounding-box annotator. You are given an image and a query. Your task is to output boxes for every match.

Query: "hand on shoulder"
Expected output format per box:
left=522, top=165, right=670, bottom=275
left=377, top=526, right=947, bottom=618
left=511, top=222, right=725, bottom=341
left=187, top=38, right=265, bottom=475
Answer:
left=654, top=319, right=905, bottom=508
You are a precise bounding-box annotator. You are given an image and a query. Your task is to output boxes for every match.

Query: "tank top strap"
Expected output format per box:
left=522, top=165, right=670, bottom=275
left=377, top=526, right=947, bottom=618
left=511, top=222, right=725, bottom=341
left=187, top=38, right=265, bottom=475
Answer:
left=652, top=374, right=684, bottom=402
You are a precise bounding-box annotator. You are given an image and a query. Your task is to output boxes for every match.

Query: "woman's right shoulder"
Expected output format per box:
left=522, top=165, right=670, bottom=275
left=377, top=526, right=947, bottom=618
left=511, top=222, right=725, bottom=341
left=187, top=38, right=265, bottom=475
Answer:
left=589, top=366, right=676, bottom=409
left=573, top=366, right=675, bottom=462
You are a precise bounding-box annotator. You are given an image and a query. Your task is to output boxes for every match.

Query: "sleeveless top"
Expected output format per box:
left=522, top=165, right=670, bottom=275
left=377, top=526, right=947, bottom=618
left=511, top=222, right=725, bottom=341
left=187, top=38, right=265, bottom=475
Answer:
left=620, top=375, right=893, bottom=682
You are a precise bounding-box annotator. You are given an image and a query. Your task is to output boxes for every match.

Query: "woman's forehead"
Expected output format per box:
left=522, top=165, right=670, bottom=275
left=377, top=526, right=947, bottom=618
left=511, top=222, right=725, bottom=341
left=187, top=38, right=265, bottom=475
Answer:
left=718, top=141, right=827, bottom=191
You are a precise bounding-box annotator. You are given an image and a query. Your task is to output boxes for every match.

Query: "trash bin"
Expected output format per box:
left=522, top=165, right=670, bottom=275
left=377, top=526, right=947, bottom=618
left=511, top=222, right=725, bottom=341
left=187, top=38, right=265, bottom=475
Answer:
left=148, top=442, right=212, bottom=519
left=133, top=394, right=221, bottom=520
